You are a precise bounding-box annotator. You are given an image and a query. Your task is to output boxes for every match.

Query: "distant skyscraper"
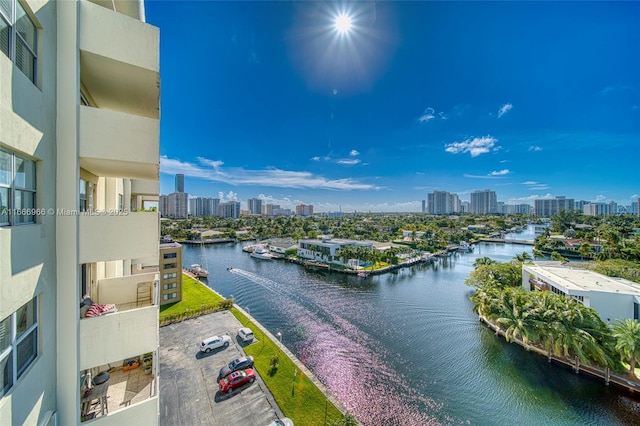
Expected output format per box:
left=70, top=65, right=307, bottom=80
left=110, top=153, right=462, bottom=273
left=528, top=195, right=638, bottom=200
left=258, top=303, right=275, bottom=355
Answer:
left=296, top=204, right=314, bottom=216
left=175, top=174, right=184, bottom=193
left=534, top=196, right=574, bottom=216
left=167, top=192, right=188, bottom=218
left=470, top=189, right=497, bottom=214
left=220, top=201, right=241, bottom=218
left=421, top=200, right=426, bottom=213
left=248, top=198, right=262, bottom=215
left=427, top=191, right=460, bottom=214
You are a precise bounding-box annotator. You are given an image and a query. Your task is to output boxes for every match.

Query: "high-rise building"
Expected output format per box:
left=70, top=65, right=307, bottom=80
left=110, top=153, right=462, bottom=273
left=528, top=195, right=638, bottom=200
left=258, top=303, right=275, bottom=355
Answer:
left=427, top=190, right=461, bottom=214
left=175, top=174, right=184, bottom=193
left=167, top=192, right=189, bottom=219
left=421, top=200, right=426, bottom=213
left=220, top=201, right=241, bottom=219
left=296, top=204, right=314, bottom=216
left=0, top=1, right=161, bottom=424
left=247, top=198, right=262, bottom=215
left=470, top=189, right=498, bottom=214
left=189, top=197, right=217, bottom=217
left=534, top=196, right=574, bottom=216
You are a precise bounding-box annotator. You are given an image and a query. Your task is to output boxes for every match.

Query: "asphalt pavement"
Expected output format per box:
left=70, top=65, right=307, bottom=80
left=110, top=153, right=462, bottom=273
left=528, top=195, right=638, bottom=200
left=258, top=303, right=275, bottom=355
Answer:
left=159, top=310, right=283, bottom=425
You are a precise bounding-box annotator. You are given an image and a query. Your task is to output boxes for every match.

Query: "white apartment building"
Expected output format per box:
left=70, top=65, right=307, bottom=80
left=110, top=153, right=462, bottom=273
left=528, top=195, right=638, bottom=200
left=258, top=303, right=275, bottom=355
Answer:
left=470, top=189, right=497, bottom=214
left=1, top=1, right=160, bottom=425
left=522, top=263, right=640, bottom=323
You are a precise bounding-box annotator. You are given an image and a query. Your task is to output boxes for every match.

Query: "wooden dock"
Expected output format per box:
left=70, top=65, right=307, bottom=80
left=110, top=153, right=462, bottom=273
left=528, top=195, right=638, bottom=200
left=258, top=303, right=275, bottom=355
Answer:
left=479, top=238, right=534, bottom=245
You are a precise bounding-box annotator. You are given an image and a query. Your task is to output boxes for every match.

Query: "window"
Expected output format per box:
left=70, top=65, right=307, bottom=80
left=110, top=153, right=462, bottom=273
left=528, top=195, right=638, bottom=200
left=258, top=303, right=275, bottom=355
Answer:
left=0, top=147, right=37, bottom=226
left=0, top=297, right=38, bottom=398
left=79, top=180, right=94, bottom=212
left=163, top=292, right=177, bottom=301
left=0, top=0, right=38, bottom=83
left=163, top=282, right=177, bottom=290
left=163, top=252, right=177, bottom=259
left=162, top=272, right=177, bottom=280
left=163, top=263, right=177, bottom=270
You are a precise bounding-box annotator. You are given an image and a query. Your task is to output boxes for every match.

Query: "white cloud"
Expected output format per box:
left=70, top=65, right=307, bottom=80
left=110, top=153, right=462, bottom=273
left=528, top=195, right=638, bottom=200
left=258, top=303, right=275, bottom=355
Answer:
left=160, top=156, right=379, bottom=191
left=418, top=107, right=436, bottom=122
left=595, top=194, right=608, bottom=202
left=490, top=169, right=510, bottom=176
left=336, top=159, right=361, bottom=165
left=522, top=181, right=549, bottom=191
left=497, top=103, right=513, bottom=118
left=528, top=146, right=543, bottom=152
left=417, top=107, right=447, bottom=123
left=349, top=150, right=360, bottom=156
left=217, top=191, right=238, bottom=201
left=600, top=86, right=615, bottom=95
left=445, top=135, right=498, bottom=157
left=311, top=156, right=320, bottom=161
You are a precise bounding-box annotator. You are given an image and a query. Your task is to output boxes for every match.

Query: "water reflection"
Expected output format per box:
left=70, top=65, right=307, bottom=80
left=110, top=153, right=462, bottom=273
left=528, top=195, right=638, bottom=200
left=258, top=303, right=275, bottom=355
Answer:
left=181, top=229, right=640, bottom=425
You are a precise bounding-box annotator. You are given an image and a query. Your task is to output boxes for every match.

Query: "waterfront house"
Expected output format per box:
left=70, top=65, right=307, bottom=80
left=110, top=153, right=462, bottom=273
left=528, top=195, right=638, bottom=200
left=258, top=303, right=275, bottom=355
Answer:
left=522, top=263, right=640, bottom=323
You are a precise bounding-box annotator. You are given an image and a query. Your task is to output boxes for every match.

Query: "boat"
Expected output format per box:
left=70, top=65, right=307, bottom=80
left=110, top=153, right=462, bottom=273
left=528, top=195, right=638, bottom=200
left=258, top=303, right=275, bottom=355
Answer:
left=190, top=263, right=209, bottom=278
left=357, top=271, right=369, bottom=278
left=459, top=241, right=470, bottom=252
left=250, top=246, right=273, bottom=260
left=190, top=240, right=209, bottom=277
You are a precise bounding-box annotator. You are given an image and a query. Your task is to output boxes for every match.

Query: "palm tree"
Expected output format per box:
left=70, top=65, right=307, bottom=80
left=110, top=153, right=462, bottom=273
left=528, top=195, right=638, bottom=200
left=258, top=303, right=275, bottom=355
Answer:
left=612, top=319, right=640, bottom=378
left=474, top=257, right=496, bottom=267
left=514, top=252, right=532, bottom=263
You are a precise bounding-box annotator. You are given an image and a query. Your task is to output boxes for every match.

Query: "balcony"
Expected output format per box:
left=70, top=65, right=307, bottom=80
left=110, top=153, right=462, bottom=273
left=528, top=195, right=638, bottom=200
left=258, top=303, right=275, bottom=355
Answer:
left=81, top=365, right=158, bottom=424
left=80, top=106, right=159, bottom=181
left=131, top=179, right=159, bottom=197
left=79, top=212, right=159, bottom=264
left=80, top=0, right=159, bottom=119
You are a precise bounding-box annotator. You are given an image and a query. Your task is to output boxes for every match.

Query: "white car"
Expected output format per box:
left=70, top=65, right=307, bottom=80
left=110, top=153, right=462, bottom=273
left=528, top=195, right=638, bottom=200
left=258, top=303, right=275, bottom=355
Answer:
left=268, top=418, right=294, bottom=426
left=200, top=335, right=231, bottom=353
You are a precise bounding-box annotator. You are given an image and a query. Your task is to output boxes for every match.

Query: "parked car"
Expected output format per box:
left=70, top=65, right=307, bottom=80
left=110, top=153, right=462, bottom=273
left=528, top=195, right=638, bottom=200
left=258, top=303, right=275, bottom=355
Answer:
left=200, top=335, right=231, bottom=353
left=218, top=368, right=256, bottom=393
left=219, top=355, right=255, bottom=379
left=267, top=418, right=294, bottom=426
left=238, top=327, right=254, bottom=343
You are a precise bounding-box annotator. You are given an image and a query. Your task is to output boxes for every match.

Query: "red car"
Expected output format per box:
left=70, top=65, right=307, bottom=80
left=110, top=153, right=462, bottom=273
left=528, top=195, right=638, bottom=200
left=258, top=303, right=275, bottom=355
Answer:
left=218, top=368, right=256, bottom=393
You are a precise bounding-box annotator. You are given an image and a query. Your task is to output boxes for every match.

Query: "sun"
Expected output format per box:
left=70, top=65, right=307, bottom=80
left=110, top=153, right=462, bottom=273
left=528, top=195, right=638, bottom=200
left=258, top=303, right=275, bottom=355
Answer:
left=334, top=13, right=353, bottom=34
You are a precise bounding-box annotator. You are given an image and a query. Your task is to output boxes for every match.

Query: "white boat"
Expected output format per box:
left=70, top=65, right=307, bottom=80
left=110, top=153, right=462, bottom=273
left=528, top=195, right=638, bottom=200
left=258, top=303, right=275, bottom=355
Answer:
left=190, top=263, right=209, bottom=278
left=459, top=241, right=470, bottom=252
left=250, top=246, right=273, bottom=260
left=190, top=240, right=209, bottom=277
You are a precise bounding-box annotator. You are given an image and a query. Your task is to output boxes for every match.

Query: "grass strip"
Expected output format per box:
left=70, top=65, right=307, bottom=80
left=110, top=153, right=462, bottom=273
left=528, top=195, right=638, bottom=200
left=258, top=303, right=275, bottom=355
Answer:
left=159, top=274, right=226, bottom=323
left=231, top=307, right=344, bottom=426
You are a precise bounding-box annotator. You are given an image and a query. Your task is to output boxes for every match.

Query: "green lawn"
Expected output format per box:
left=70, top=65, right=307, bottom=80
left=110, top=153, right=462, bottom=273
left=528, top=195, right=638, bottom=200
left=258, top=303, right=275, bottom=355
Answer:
left=159, top=274, right=226, bottom=322
left=230, top=308, right=345, bottom=426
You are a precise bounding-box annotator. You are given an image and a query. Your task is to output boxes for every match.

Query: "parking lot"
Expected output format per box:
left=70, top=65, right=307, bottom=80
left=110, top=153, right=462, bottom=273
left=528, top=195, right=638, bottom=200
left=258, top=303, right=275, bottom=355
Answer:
left=159, top=310, right=283, bottom=425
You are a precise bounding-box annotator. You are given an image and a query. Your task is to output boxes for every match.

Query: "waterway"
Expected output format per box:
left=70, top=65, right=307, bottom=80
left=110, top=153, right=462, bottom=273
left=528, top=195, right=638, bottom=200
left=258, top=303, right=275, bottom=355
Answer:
left=181, top=226, right=640, bottom=426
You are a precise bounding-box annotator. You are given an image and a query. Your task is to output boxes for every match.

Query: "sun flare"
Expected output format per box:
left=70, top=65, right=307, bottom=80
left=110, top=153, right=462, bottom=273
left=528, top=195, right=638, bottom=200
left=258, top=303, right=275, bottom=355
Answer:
left=335, top=13, right=353, bottom=34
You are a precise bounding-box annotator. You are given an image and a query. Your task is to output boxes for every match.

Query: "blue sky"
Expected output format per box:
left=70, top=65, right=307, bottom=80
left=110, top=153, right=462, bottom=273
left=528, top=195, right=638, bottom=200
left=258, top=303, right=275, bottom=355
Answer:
left=146, top=1, right=639, bottom=213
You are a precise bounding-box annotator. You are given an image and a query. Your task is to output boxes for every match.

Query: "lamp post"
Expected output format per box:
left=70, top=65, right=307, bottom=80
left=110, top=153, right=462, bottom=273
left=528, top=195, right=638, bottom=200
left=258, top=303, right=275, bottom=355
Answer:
left=276, top=332, right=282, bottom=349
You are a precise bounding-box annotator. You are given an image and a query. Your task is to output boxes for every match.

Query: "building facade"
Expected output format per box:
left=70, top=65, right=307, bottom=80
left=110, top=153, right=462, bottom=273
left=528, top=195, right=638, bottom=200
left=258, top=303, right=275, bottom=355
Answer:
left=0, top=1, right=160, bottom=424
left=426, top=190, right=461, bottom=215
left=534, top=196, right=574, bottom=216
left=220, top=201, right=240, bottom=219
left=174, top=173, right=184, bottom=193
left=296, top=204, right=314, bottom=216
left=159, top=242, right=182, bottom=305
left=522, top=263, right=640, bottom=323
left=247, top=198, right=262, bottom=215
left=470, top=189, right=497, bottom=214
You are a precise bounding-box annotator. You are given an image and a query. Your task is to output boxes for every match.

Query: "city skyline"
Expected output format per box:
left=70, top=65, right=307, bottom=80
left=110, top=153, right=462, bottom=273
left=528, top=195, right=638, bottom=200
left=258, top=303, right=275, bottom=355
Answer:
left=147, top=1, right=640, bottom=213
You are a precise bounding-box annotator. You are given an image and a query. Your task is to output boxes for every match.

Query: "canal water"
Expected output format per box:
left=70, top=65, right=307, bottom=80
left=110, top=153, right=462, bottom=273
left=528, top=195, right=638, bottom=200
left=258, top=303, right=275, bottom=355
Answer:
left=182, top=226, right=640, bottom=426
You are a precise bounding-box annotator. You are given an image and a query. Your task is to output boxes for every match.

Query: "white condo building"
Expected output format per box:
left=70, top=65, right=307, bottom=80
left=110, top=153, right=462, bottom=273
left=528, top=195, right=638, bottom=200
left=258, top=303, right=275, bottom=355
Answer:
left=1, top=1, right=160, bottom=425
